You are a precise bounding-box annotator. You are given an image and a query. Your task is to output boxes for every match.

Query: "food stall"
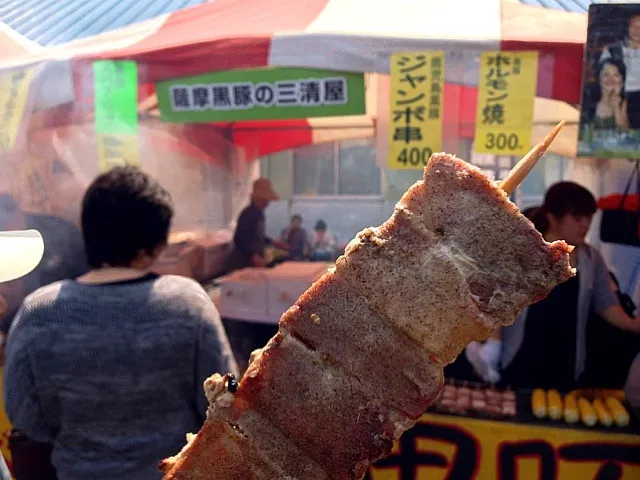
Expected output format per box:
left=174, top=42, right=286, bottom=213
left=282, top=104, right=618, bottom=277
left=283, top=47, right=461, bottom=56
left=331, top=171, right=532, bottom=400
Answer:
left=0, top=0, right=639, bottom=476
left=0, top=0, right=590, bottom=285
left=215, top=261, right=331, bottom=370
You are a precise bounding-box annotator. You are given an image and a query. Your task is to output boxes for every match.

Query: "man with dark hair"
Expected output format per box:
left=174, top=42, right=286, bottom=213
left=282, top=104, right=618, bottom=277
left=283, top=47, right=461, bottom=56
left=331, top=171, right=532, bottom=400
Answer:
left=3, top=166, right=238, bottom=480
left=80, top=166, right=174, bottom=268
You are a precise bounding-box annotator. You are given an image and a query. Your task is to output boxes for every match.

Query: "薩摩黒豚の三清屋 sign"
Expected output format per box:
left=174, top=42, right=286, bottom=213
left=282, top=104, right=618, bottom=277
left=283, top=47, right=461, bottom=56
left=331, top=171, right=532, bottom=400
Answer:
left=155, top=67, right=366, bottom=123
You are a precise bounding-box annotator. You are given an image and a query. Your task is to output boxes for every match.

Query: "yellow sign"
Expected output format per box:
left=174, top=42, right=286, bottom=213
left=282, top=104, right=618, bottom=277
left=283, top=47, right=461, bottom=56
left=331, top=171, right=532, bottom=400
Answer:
left=474, top=51, right=538, bottom=156
left=388, top=52, right=444, bottom=170
left=97, top=133, right=140, bottom=172
left=0, top=68, right=35, bottom=152
left=368, top=413, right=640, bottom=480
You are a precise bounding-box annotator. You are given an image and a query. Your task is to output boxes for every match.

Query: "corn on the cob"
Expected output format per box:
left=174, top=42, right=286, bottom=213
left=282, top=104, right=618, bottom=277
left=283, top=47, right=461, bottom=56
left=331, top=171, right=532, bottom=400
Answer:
left=605, top=397, right=630, bottom=427
left=563, top=394, right=579, bottom=424
left=592, top=398, right=613, bottom=427
left=532, top=389, right=547, bottom=419
left=547, top=389, right=562, bottom=420
left=578, top=397, right=597, bottom=427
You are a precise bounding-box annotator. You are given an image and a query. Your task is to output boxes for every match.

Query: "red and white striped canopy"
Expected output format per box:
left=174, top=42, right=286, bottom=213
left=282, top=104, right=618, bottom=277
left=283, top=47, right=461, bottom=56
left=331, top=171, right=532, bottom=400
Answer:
left=0, top=0, right=586, bottom=102
left=0, top=0, right=587, bottom=159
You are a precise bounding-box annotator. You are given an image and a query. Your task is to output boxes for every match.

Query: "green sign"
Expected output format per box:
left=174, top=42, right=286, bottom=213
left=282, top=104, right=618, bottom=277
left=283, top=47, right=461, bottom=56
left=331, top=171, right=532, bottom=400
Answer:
left=93, top=60, right=138, bottom=134
left=155, top=67, right=366, bottom=123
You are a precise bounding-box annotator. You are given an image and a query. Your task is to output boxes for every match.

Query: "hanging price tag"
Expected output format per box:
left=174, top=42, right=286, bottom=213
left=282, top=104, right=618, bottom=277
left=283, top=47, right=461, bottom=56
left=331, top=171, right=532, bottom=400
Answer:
left=0, top=68, right=36, bottom=152
left=474, top=51, right=538, bottom=156
left=387, top=51, right=444, bottom=170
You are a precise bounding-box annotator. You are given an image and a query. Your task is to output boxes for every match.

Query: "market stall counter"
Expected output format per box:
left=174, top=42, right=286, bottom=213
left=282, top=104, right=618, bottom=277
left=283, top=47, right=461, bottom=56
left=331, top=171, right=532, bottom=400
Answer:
left=212, top=261, right=330, bottom=371
left=366, top=382, right=640, bottom=480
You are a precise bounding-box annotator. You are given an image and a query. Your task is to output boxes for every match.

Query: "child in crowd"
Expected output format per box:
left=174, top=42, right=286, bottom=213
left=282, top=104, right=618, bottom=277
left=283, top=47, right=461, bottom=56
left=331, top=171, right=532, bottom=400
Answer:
left=310, top=220, right=336, bottom=261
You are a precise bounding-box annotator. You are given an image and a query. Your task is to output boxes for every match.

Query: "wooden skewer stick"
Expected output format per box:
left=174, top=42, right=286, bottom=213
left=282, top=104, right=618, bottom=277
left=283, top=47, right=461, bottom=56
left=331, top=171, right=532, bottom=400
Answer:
left=500, top=120, right=567, bottom=195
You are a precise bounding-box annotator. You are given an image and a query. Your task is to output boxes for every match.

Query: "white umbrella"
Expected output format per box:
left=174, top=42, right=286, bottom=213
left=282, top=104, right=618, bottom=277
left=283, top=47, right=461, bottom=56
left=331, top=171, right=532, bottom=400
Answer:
left=0, top=230, right=44, bottom=283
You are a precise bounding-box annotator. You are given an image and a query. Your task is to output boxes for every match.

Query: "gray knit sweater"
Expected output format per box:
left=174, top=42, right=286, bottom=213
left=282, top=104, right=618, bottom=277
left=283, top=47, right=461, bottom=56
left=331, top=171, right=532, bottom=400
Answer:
left=3, top=274, right=238, bottom=480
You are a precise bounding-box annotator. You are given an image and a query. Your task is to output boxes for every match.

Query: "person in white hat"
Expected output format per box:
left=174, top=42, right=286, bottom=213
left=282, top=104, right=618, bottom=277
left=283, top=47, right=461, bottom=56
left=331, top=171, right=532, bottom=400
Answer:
left=0, top=230, right=44, bottom=284
left=226, top=178, right=289, bottom=271
left=0, top=193, right=89, bottom=337
left=0, top=229, right=44, bottom=480
left=0, top=230, right=45, bottom=360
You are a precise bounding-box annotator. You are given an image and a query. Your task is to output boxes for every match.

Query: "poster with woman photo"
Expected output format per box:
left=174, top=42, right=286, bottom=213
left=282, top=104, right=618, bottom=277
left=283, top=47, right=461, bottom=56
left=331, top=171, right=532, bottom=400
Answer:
left=578, top=3, right=640, bottom=159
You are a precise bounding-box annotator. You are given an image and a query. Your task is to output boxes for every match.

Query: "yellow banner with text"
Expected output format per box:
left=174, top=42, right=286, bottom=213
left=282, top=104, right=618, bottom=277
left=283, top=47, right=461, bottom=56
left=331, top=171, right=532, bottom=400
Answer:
left=0, top=68, right=36, bottom=152
left=367, top=413, right=640, bottom=480
left=97, top=133, right=140, bottom=172
left=388, top=51, right=444, bottom=170
left=474, top=51, right=538, bottom=157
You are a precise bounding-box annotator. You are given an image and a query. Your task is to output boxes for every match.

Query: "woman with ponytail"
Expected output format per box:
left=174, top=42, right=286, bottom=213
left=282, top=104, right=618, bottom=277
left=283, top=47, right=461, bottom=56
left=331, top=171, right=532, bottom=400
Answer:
left=467, top=182, right=640, bottom=391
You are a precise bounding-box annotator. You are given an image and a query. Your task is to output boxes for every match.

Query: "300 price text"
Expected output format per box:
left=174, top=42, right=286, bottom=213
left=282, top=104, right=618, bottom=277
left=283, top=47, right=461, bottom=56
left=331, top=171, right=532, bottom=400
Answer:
left=484, top=133, right=521, bottom=151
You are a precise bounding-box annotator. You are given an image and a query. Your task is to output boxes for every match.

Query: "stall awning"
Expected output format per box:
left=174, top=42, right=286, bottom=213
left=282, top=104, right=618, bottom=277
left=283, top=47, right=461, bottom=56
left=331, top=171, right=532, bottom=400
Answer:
left=0, top=0, right=587, bottom=104
left=0, top=0, right=588, bottom=163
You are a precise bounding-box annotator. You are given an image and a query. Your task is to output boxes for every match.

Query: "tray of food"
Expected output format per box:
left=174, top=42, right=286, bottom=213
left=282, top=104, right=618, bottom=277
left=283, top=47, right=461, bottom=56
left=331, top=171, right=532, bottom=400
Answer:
left=524, top=387, right=638, bottom=434
left=430, top=380, right=517, bottom=419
